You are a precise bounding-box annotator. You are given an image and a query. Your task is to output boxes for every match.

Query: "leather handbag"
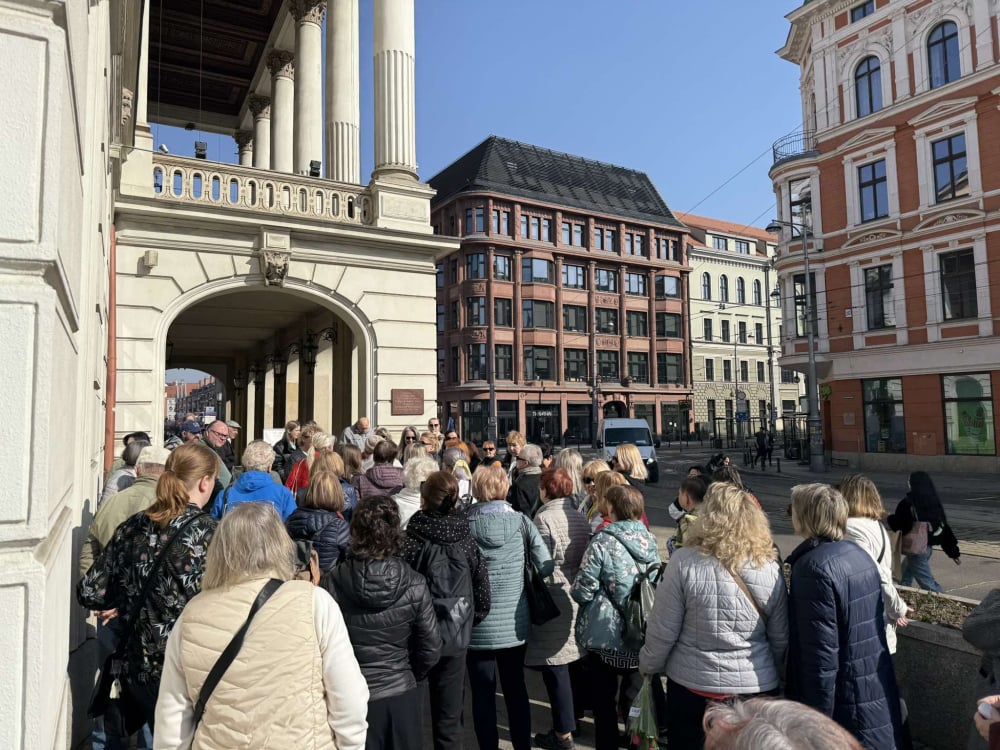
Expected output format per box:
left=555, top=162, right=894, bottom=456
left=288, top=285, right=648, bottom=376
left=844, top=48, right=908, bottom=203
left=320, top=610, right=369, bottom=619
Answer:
left=520, top=519, right=559, bottom=625
left=901, top=505, right=929, bottom=555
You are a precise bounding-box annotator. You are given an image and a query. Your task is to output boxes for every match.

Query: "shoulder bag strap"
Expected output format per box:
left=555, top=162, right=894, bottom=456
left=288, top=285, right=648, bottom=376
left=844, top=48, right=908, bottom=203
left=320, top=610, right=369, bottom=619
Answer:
left=729, top=568, right=767, bottom=623
left=192, top=578, right=284, bottom=730
left=877, top=525, right=888, bottom=564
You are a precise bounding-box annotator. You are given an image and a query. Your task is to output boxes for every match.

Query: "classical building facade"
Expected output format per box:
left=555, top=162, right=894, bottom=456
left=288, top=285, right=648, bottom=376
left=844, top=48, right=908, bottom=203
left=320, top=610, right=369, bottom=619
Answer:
left=428, top=137, right=692, bottom=446
left=0, top=0, right=454, bottom=745
left=676, top=214, right=804, bottom=445
left=771, top=0, right=1000, bottom=470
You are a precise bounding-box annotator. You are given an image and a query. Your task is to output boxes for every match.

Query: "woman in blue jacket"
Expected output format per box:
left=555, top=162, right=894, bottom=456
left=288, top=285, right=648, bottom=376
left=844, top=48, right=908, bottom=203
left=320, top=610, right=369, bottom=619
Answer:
left=786, top=482, right=903, bottom=750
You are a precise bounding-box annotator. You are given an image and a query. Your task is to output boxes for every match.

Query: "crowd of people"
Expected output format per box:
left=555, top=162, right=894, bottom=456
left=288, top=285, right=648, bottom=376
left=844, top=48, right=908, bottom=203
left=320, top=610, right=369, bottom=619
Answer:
left=77, top=419, right=999, bottom=750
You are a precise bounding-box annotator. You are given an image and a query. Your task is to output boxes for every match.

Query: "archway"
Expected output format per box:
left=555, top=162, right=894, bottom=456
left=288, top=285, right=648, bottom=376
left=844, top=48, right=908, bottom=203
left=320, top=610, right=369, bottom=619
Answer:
left=603, top=401, right=627, bottom=419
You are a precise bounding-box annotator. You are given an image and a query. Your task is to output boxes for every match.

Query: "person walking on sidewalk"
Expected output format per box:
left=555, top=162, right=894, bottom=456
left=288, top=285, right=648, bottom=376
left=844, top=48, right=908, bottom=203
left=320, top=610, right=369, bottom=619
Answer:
left=887, top=470, right=961, bottom=592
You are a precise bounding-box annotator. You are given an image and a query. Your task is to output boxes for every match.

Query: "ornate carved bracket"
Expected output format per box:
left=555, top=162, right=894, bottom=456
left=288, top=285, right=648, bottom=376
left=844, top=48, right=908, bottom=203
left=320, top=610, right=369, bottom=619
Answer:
left=266, top=50, right=295, bottom=81
left=260, top=249, right=290, bottom=287
left=290, top=0, right=326, bottom=24
left=249, top=94, right=271, bottom=119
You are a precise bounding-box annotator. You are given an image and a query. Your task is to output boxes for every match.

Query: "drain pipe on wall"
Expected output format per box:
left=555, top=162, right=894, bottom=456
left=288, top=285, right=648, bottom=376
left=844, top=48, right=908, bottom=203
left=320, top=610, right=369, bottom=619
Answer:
left=103, top=225, right=118, bottom=473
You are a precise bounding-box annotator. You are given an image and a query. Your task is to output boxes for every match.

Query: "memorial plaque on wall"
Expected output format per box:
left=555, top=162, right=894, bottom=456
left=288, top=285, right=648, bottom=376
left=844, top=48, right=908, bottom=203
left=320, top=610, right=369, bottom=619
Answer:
left=391, top=389, right=424, bottom=416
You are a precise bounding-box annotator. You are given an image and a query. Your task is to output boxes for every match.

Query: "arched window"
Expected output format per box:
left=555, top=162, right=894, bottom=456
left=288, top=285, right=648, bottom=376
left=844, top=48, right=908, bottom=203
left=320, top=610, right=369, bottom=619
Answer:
left=855, top=56, right=882, bottom=117
left=928, top=22, right=960, bottom=89
left=753, top=279, right=762, bottom=306
left=719, top=275, right=729, bottom=303
left=736, top=277, right=746, bottom=304
left=702, top=272, right=712, bottom=300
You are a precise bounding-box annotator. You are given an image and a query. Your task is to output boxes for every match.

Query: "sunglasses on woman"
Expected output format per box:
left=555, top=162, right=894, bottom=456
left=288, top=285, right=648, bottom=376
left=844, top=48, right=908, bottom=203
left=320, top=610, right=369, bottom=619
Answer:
left=404, top=436, right=417, bottom=443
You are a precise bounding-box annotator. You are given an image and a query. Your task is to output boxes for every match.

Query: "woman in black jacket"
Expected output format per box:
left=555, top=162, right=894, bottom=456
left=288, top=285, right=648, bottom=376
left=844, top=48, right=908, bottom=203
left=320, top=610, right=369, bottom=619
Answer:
left=887, top=471, right=961, bottom=592
left=402, top=472, right=491, bottom=750
left=322, top=495, right=442, bottom=750
left=272, top=420, right=302, bottom=481
left=286, top=471, right=350, bottom=571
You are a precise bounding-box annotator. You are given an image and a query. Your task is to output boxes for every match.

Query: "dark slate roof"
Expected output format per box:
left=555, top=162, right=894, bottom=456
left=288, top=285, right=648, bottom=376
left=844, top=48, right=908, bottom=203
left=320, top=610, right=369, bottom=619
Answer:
left=427, top=136, right=684, bottom=228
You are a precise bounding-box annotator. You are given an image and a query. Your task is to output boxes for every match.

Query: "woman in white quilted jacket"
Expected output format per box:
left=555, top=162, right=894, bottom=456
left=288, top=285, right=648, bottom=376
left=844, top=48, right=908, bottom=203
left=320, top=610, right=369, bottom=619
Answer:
left=639, top=483, right=789, bottom=749
left=153, top=502, right=369, bottom=750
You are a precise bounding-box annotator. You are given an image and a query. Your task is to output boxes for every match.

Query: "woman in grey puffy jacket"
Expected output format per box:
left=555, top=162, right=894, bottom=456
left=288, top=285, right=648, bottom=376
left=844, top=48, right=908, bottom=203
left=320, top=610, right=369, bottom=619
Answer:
left=639, top=483, right=788, bottom=748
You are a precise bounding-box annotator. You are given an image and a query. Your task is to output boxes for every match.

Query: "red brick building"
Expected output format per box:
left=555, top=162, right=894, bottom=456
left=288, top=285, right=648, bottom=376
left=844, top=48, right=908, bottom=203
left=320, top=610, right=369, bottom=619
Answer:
left=771, top=0, right=1000, bottom=470
left=428, top=137, right=692, bottom=446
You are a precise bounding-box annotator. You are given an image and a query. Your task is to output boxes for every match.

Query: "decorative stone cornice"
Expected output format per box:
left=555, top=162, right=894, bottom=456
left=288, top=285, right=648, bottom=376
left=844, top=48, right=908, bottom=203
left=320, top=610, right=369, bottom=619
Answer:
left=233, top=130, right=254, bottom=150
left=248, top=94, right=271, bottom=119
left=266, top=50, right=295, bottom=80
left=290, top=0, right=326, bottom=25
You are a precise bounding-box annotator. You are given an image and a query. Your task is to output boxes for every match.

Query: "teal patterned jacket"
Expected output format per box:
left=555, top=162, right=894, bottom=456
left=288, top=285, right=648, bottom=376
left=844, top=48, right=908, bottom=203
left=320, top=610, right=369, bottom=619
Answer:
left=571, top=520, right=660, bottom=652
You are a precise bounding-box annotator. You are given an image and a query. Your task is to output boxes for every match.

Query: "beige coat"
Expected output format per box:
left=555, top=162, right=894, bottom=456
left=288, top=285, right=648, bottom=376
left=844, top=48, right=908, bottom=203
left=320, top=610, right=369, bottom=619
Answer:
left=154, top=577, right=369, bottom=750
left=525, top=497, right=592, bottom=666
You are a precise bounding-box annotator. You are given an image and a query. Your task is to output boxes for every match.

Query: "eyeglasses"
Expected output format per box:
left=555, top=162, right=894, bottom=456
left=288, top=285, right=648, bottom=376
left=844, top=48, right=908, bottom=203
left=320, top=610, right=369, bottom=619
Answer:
left=421, top=441, right=434, bottom=447
left=405, top=436, right=417, bottom=443
left=484, top=447, right=496, bottom=452
left=207, top=429, right=228, bottom=437
left=583, top=478, right=595, bottom=485
left=430, top=422, right=440, bottom=428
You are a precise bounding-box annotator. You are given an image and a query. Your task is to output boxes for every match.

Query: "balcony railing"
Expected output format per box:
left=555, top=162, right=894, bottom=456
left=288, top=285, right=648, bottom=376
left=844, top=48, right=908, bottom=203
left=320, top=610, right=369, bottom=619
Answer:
left=771, top=131, right=817, bottom=167
left=150, top=155, right=372, bottom=226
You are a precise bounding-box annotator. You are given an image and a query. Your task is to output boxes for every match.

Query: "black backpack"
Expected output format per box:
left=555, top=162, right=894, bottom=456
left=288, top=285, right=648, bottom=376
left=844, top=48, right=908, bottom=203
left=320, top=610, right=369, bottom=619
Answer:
left=409, top=531, right=474, bottom=656
left=600, top=530, right=664, bottom=652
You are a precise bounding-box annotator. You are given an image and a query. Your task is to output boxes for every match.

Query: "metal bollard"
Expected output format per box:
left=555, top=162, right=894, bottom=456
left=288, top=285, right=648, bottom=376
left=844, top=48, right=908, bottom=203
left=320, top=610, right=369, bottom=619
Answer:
left=776, top=458, right=781, bottom=473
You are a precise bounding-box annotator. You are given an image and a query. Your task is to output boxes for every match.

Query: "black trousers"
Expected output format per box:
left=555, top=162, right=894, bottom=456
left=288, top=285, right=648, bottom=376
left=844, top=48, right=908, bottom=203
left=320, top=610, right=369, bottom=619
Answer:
left=467, top=645, right=531, bottom=750
left=665, top=677, right=779, bottom=749
left=585, top=652, right=643, bottom=750
left=366, top=687, right=424, bottom=750
left=427, top=652, right=466, bottom=750
left=530, top=663, right=577, bottom=734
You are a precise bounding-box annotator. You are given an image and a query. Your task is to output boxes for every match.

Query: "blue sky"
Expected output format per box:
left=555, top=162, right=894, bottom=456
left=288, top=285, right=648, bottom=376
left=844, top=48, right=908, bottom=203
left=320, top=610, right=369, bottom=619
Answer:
left=156, top=1, right=803, bottom=229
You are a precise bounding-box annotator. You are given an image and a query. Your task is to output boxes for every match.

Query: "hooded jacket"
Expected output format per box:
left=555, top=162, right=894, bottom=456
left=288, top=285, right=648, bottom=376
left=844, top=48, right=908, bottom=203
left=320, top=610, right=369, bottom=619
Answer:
left=785, top=537, right=903, bottom=750
left=571, top=520, right=660, bottom=653
left=285, top=507, right=349, bottom=571
left=466, top=501, right=554, bottom=650
left=322, top=557, right=442, bottom=701
left=355, top=464, right=405, bottom=501
left=210, top=470, right=297, bottom=521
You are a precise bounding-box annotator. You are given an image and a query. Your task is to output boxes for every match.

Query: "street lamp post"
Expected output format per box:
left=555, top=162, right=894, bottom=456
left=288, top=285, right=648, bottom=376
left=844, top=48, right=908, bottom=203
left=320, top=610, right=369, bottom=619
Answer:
left=764, top=263, right=778, bottom=434
left=765, top=215, right=824, bottom=473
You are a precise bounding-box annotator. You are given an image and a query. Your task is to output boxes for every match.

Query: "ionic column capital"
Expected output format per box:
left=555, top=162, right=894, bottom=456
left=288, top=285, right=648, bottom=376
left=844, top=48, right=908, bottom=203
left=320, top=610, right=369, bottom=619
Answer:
left=290, top=0, right=326, bottom=25
left=248, top=94, right=271, bottom=119
left=266, top=50, right=295, bottom=80
left=233, top=130, right=254, bottom=149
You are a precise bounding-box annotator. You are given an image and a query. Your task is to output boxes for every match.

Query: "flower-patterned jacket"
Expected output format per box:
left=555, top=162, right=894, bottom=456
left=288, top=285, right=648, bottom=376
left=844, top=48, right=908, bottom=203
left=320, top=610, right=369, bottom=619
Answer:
left=77, top=504, right=217, bottom=685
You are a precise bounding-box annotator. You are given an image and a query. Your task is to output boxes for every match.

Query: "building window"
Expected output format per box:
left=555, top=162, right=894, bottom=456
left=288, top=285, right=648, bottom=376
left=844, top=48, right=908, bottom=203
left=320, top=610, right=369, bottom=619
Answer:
left=721, top=320, right=731, bottom=343
left=626, top=311, right=648, bottom=337
left=466, top=296, right=487, bottom=326
left=789, top=177, right=812, bottom=228
left=494, top=298, right=512, bottom=327
left=595, top=269, right=618, bottom=292
left=702, top=272, right=712, bottom=300
left=932, top=133, right=969, bottom=203
left=436, top=264, right=444, bottom=288
left=625, top=273, right=647, bottom=296
left=450, top=259, right=458, bottom=283
left=928, top=21, right=960, bottom=89
left=736, top=277, right=746, bottom=304
left=740, top=360, right=749, bottom=383
left=436, top=303, right=444, bottom=333
left=490, top=209, right=510, bottom=236
left=522, top=257, right=554, bottom=284
left=753, top=279, right=762, bottom=305
left=703, top=319, right=713, bottom=342
left=865, top=265, right=895, bottom=329
left=656, top=312, right=682, bottom=338
left=450, top=346, right=459, bottom=382
left=850, top=0, right=874, bottom=22
left=522, top=300, right=555, bottom=329
left=597, top=351, right=619, bottom=381
left=531, top=216, right=541, bottom=240
left=940, top=249, right=977, bottom=320
left=858, top=159, right=888, bottom=222
left=634, top=234, right=645, bottom=257
left=855, top=56, right=882, bottom=117
left=604, top=229, right=617, bottom=252
left=624, top=233, right=633, bottom=255
left=523, top=346, right=554, bottom=381
left=437, top=349, right=445, bottom=381
left=564, top=349, right=588, bottom=382
left=863, top=378, right=906, bottom=453
left=943, top=373, right=996, bottom=455
left=450, top=300, right=459, bottom=329
left=656, top=275, right=680, bottom=298
left=755, top=322, right=763, bottom=344
left=707, top=399, right=717, bottom=430
left=712, top=236, right=727, bottom=251
left=596, top=308, right=618, bottom=334
left=628, top=353, right=649, bottom=384
left=563, top=305, right=587, bottom=332
left=657, top=353, right=682, bottom=385
left=494, top=254, right=511, bottom=281
left=468, top=208, right=484, bottom=233
left=723, top=360, right=732, bottom=382
left=573, top=223, right=583, bottom=247
left=781, top=369, right=798, bottom=384
left=562, top=264, right=586, bottom=289
left=593, top=227, right=604, bottom=250
left=542, top=218, right=552, bottom=242
left=655, top=238, right=670, bottom=260
left=494, top=344, right=512, bottom=380
left=705, top=359, right=715, bottom=382
left=561, top=221, right=582, bottom=246
left=466, top=253, right=486, bottom=280
left=735, top=240, right=750, bottom=255
left=719, top=275, right=729, bottom=302
left=757, top=361, right=765, bottom=382
left=738, top=321, right=747, bottom=343
left=467, top=344, right=487, bottom=380
left=793, top=273, right=817, bottom=337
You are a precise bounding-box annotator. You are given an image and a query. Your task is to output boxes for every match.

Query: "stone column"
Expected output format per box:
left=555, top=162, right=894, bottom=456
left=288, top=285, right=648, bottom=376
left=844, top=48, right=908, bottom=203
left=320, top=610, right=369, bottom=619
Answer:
left=249, top=95, right=271, bottom=169
left=291, top=0, right=325, bottom=175
left=325, top=0, right=360, bottom=182
left=234, top=130, right=254, bottom=166
left=266, top=50, right=295, bottom=173
left=136, top=0, right=151, bottom=125
left=373, top=0, right=416, bottom=178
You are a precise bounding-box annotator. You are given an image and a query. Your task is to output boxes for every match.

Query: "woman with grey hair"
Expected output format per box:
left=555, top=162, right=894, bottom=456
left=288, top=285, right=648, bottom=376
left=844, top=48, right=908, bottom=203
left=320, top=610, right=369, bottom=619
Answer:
left=154, top=502, right=370, bottom=750
left=508, top=443, right=543, bottom=516
left=553, top=448, right=585, bottom=509
left=99, top=439, right=149, bottom=507
left=786, top=482, right=903, bottom=749
left=393, top=455, right=439, bottom=528
left=703, top=698, right=863, bottom=749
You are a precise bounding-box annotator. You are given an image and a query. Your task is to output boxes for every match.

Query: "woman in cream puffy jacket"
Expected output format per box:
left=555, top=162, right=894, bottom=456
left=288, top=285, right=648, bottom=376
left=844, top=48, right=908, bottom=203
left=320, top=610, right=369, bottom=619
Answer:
left=154, top=502, right=369, bottom=750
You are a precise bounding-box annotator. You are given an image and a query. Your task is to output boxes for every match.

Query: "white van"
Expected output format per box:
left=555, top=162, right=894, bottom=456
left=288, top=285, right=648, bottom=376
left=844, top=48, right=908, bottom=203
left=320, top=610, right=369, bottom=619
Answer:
left=598, top=418, right=660, bottom=483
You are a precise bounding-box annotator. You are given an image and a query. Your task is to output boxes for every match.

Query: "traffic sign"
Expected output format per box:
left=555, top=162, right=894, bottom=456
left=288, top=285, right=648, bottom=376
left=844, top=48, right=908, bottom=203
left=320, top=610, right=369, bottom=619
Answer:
left=735, top=413, right=750, bottom=423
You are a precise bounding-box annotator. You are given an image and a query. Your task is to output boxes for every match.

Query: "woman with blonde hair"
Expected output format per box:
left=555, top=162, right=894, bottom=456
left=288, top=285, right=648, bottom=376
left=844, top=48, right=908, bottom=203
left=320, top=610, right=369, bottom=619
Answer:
left=285, top=429, right=334, bottom=493
left=640, top=483, right=788, bottom=747
left=840, top=474, right=908, bottom=652
left=580, top=459, right=611, bottom=521
left=77, top=443, right=220, bottom=731
left=612, top=443, right=648, bottom=485
left=286, top=471, right=350, bottom=571
left=154, top=502, right=369, bottom=750
left=589, top=471, right=629, bottom=534
left=503, top=430, right=527, bottom=480
left=307, top=450, right=359, bottom=519
left=553, top=448, right=586, bottom=509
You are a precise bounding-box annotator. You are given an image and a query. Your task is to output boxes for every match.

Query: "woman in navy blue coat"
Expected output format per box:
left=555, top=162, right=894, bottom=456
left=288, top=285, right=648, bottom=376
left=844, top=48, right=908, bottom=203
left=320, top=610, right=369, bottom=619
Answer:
left=785, top=482, right=904, bottom=750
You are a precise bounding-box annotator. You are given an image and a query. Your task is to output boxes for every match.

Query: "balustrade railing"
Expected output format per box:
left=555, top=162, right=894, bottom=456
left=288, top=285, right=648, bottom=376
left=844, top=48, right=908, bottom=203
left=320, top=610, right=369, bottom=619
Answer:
left=150, top=155, right=372, bottom=226
left=771, top=131, right=817, bottom=167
